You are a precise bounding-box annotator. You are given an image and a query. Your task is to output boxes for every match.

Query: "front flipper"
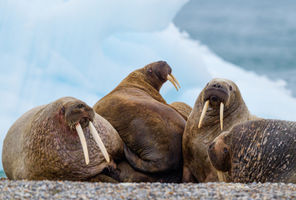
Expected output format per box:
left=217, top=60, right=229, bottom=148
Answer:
left=124, top=144, right=170, bottom=173
left=87, top=165, right=120, bottom=183
left=182, top=166, right=198, bottom=183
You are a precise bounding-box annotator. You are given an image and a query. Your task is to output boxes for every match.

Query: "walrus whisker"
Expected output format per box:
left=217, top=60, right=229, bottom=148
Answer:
left=220, top=102, right=224, bottom=131
left=75, top=123, right=90, bottom=165
left=171, top=74, right=181, bottom=89
left=89, top=122, right=111, bottom=163
left=167, top=75, right=179, bottom=91
left=198, top=100, right=209, bottom=129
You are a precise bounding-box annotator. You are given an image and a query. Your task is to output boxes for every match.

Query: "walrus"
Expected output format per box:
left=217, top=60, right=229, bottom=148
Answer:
left=208, top=119, right=296, bottom=183
left=2, top=97, right=123, bottom=181
left=115, top=161, right=183, bottom=183
left=93, top=61, right=185, bottom=181
left=170, top=102, right=192, bottom=121
left=182, top=78, right=257, bottom=182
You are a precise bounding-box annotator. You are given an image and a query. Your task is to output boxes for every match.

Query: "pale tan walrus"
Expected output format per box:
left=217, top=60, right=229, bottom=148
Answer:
left=182, top=78, right=258, bottom=182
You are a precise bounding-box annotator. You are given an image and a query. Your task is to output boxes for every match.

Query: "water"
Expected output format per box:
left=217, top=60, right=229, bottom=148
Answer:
left=174, top=0, right=296, bottom=95
left=0, top=170, right=6, bottom=178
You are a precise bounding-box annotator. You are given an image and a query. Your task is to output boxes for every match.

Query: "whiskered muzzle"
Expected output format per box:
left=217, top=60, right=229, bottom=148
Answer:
left=75, top=121, right=110, bottom=165
left=198, top=101, right=224, bottom=131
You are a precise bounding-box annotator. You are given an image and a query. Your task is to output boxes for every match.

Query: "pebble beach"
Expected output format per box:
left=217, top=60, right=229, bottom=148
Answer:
left=0, top=179, right=295, bottom=199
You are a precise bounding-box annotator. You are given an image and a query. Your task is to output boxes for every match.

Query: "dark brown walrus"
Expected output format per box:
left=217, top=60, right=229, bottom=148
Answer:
left=182, top=78, right=258, bottom=182
left=113, top=101, right=191, bottom=183
left=2, top=97, right=123, bottom=181
left=93, top=61, right=185, bottom=181
left=208, top=119, right=296, bottom=183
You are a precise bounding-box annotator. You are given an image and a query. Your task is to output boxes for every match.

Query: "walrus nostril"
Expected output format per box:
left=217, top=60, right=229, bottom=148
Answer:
left=212, top=83, right=222, bottom=89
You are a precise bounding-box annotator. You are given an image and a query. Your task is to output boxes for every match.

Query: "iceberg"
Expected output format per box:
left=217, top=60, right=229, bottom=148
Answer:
left=0, top=0, right=295, bottom=170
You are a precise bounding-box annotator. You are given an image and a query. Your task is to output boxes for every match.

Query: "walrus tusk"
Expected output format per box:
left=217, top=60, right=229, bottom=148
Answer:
left=89, top=122, right=110, bottom=163
left=217, top=170, right=226, bottom=182
left=220, top=102, right=224, bottom=131
left=75, top=123, right=90, bottom=165
left=167, top=74, right=179, bottom=91
left=171, top=74, right=181, bottom=89
left=198, top=100, right=209, bottom=129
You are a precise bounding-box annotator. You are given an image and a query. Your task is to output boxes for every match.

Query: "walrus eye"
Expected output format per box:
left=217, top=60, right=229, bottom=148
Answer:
left=229, top=86, right=232, bottom=91
left=77, top=104, right=85, bottom=109
left=223, top=147, right=228, bottom=153
left=60, top=106, right=65, bottom=115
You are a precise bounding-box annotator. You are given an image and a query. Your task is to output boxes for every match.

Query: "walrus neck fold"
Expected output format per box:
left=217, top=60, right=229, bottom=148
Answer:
left=116, top=70, right=167, bottom=104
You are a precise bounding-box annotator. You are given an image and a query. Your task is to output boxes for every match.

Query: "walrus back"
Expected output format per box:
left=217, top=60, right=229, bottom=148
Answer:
left=231, top=119, right=296, bottom=183
left=2, top=105, right=45, bottom=179
left=170, top=102, right=192, bottom=121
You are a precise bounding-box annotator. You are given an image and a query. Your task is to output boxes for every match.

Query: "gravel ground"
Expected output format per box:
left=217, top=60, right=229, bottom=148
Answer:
left=0, top=180, right=296, bottom=200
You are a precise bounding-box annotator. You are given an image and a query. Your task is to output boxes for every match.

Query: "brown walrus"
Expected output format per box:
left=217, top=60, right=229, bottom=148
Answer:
left=93, top=61, right=185, bottom=181
left=170, top=102, right=192, bottom=121
left=115, top=161, right=184, bottom=183
left=208, top=119, right=296, bottom=183
left=182, top=78, right=257, bottom=182
left=2, top=97, right=123, bottom=181
left=114, top=100, right=191, bottom=183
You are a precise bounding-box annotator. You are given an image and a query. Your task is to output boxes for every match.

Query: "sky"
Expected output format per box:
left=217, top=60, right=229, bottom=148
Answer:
left=1, top=0, right=296, bottom=170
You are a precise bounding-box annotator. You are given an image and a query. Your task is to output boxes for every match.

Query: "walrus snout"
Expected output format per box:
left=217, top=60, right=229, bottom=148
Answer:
left=204, top=87, right=229, bottom=107
left=147, top=61, right=181, bottom=91
left=208, top=139, right=231, bottom=172
left=198, top=84, right=230, bottom=131
left=62, top=100, right=110, bottom=165
left=65, top=102, right=95, bottom=128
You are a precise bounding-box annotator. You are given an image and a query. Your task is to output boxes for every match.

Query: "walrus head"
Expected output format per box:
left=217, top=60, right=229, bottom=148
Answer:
left=144, top=61, right=180, bottom=91
left=208, top=131, right=232, bottom=172
left=59, top=98, right=110, bottom=165
left=63, top=101, right=94, bottom=129
left=198, top=78, right=241, bottom=131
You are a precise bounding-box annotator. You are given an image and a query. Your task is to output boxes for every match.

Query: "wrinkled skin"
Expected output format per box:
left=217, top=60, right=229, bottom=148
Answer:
left=93, top=61, right=185, bottom=182
left=182, top=78, right=257, bottom=183
left=2, top=97, right=123, bottom=181
left=208, top=119, right=296, bottom=183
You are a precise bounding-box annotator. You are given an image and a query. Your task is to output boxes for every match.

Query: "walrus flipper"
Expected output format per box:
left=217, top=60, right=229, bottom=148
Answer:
left=124, top=144, right=169, bottom=173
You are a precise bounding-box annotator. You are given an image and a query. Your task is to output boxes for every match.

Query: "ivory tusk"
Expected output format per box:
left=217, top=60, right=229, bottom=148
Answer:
left=167, top=75, right=179, bottom=91
left=198, top=100, right=209, bottom=129
left=217, top=170, right=226, bottom=182
left=171, top=74, right=181, bottom=89
left=220, top=102, right=224, bottom=131
left=75, top=123, right=90, bottom=165
left=89, top=122, right=110, bottom=163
